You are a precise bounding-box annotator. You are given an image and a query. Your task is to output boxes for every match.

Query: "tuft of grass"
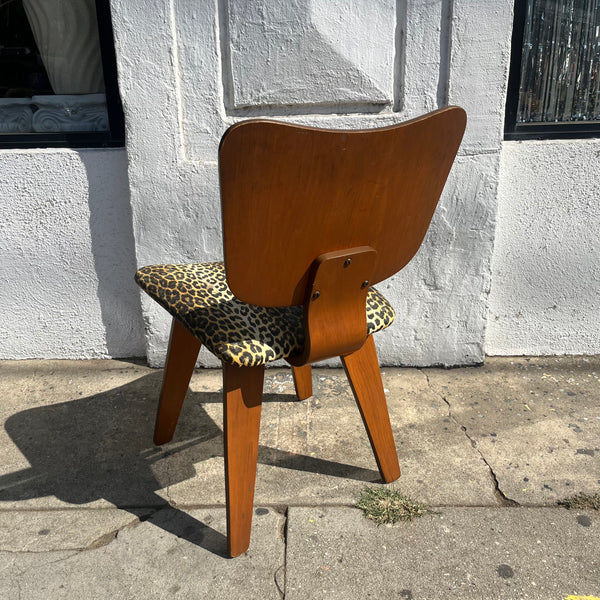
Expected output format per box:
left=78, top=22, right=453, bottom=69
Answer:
left=558, top=492, right=600, bottom=511
left=357, top=487, right=437, bottom=525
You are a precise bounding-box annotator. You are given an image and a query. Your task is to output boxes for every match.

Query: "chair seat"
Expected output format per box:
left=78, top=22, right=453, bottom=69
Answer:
left=135, top=262, right=395, bottom=367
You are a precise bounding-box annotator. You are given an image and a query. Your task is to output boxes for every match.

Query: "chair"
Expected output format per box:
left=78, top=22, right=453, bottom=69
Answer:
left=135, top=106, right=466, bottom=557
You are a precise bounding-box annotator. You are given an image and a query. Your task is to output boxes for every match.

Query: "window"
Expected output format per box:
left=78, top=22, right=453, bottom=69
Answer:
left=505, top=0, right=600, bottom=139
left=0, top=0, right=124, bottom=148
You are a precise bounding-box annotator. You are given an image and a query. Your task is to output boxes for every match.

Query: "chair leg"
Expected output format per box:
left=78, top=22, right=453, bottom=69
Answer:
left=292, top=365, right=313, bottom=400
left=153, top=318, right=202, bottom=446
left=341, top=335, right=401, bottom=483
left=223, top=363, right=265, bottom=557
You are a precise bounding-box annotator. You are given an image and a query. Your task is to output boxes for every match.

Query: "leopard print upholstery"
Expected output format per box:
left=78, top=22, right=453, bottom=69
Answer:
left=135, top=262, right=395, bottom=367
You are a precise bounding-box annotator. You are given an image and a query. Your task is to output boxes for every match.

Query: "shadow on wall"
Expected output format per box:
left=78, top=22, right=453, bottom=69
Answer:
left=80, top=150, right=145, bottom=357
left=0, top=372, right=378, bottom=557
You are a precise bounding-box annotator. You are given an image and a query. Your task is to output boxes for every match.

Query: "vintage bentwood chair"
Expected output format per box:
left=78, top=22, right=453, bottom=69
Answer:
left=135, top=106, right=466, bottom=556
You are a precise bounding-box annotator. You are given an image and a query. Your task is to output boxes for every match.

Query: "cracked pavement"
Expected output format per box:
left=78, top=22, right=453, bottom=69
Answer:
left=421, top=368, right=520, bottom=507
left=0, top=357, right=598, bottom=599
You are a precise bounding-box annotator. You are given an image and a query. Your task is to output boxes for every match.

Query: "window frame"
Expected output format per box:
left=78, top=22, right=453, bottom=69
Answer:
left=505, top=0, right=600, bottom=141
left=0, top=0, right=125, bottom=150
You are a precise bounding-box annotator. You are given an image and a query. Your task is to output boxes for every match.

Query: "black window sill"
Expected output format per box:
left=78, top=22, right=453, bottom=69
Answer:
left=0, top=132, right=125, bottom=150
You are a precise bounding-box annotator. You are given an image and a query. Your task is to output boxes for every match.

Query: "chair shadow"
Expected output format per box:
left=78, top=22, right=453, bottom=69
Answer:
left=0, top=371, right=378, bottom=557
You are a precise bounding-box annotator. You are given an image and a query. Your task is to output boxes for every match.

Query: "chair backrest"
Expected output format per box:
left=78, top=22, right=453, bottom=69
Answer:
left=219, top=106, right=466, bottom=307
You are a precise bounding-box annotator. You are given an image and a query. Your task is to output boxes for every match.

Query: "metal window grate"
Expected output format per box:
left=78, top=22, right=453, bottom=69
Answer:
left=506, top=0, right=600, bottom=138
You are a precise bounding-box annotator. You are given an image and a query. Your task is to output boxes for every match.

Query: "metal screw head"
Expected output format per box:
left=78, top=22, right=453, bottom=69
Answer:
left=343, top=258, right=352, bottom=268
left=312, top=291, right=320, bottom=300
left=361, top=280, right=369, bottom=289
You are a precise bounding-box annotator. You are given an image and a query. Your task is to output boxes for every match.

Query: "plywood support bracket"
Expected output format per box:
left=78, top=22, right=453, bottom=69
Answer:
left=288, top=245, right=376, bottom=366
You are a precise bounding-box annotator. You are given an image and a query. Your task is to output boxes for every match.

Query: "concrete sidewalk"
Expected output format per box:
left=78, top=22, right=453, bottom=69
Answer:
left=0, top=357, right=598, bottom=599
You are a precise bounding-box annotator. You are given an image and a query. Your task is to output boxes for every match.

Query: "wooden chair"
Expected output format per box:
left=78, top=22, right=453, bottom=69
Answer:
left=135, top=106, right=466, bottom=557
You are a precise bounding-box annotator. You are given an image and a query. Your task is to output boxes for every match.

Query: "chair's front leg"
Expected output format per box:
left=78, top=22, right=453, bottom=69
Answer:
left=154, top=318, right=202, bottom=445
left=292, top=365, right=313, bottom=400
left=341, top=335, right=400, bottom=483
left=223, top=362, right=265, bottom=557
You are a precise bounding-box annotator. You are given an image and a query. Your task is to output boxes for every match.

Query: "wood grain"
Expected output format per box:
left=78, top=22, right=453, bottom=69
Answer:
left=220, top=106, right=467, bottom=306
left=292, top=365, right=312, bottom=400
left=341, top=335, right=401, bottom=483
left=154, top=318, right=201, bottom=446
left=223, top=363, right=265, bottom=557
left=288, top=246, right=376, bottom=365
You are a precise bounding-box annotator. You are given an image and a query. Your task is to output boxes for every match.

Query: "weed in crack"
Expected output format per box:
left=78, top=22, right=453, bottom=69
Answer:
left=357, top=487, right=438, bottom=525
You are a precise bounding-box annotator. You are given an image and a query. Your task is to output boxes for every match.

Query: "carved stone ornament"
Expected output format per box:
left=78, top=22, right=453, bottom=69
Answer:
left=31, top=94, right=109, bottom=132
left=0, top=99, right=34, bottom=133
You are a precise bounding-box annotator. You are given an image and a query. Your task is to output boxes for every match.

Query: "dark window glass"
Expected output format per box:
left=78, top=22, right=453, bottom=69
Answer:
left=0, top=0, right=124, bottom=148
left=506, top=0, right=600, bottom=139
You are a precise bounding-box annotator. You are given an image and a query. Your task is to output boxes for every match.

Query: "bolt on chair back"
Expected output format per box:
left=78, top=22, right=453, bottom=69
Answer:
left=135, top=106, right=467, bottom=556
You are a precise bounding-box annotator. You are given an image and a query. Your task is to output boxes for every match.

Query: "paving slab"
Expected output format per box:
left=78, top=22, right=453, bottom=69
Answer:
left=426, top=357, right=600, bottom=505
left=172, top=367, right=495, bottom=507
left=0, top=508, right=144, bottom=552
left=0, top=360, right=167, bottom=509
left=285, top=506, right=600, bottom=600
left=0, top=357, right=599, bottom=599
left=0, top=360, right=495, bottom=512
left=0, top=508, right=284, bottom=600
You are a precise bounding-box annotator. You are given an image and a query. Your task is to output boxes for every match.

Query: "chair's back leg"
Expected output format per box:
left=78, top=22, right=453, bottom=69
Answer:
left=154, top=318, right=202, bottom=445
left=341, top=335, right=401, bottom=483
left=292, top=365, right=313, bottom=400
left=223, top=363, right=265, bottom=557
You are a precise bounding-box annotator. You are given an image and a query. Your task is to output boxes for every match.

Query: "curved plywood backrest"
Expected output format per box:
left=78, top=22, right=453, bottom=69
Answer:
left=220, top=106, right=466, bottom=307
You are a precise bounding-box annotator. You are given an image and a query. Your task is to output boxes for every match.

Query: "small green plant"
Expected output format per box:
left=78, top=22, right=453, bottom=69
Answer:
left=558, top=492, right=600, bottom=511
left=357, top=487, right=437, bottom=525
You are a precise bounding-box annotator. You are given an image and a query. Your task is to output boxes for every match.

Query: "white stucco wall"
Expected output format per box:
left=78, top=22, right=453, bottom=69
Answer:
left=486, top=140, right=600, bottom=355
left=10, top=1, right=593, bottom=363
left=111, top=0, right=514, bottom=368
left=0, top=149, right=144, bottom=358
